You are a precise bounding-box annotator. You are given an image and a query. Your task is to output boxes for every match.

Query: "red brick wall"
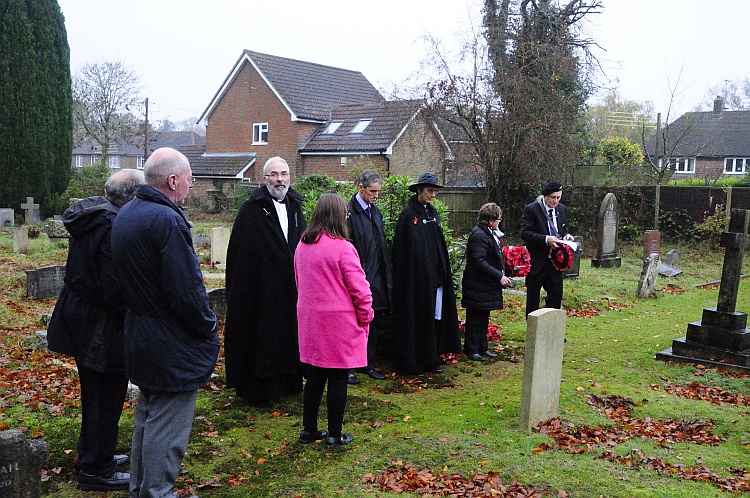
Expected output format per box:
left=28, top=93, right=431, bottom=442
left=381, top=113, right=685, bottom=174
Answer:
left=299, top=155, right=388, bottom=180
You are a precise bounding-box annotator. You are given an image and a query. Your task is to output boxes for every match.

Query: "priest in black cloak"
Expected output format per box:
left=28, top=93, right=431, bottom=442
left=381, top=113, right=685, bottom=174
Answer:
left=391, top=172, right=462, bottom=375
left=224, top=157, right=306, bottom=406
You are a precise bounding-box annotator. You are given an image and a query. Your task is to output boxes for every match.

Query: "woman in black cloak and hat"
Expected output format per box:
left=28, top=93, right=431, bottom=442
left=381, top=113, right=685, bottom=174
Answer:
left=390, top=173, right=462, bottom=375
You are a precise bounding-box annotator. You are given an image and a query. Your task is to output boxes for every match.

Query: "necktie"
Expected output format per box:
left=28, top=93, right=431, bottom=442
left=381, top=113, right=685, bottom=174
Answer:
left=365, top=205, right=372, bottom=219
left=547, top=209, right=557, bottom=236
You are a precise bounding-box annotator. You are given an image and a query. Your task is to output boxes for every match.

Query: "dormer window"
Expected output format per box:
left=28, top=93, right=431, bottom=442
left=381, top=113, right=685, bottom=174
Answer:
left=322, top=121, right=343, bottom=134
left=350, top=119, right=372, bottom=134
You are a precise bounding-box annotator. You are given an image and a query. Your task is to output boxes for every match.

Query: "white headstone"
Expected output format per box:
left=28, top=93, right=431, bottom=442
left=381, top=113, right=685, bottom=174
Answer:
left=211, top=227, right=229, bottom=264
left=12, top=227, right=29, bottom=254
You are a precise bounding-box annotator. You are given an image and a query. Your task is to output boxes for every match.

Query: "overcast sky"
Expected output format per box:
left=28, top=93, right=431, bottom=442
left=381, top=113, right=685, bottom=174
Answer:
left=58, top=0, right=750, bottom=125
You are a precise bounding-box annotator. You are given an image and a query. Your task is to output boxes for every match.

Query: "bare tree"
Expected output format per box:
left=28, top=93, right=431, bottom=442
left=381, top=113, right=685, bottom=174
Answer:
left=73, top=61, right=142, bottom=165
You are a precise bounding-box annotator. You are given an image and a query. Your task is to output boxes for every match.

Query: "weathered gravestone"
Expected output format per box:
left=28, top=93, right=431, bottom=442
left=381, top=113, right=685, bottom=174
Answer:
left=656, top=209, right=750, bottom=372
left=20, top=197, right=40, bottom=226
left=12, top=227, right=29, bottom=254
left=0, top=429, right=49, bottom=498
left=659, top=248, right=683, bottom=277
left=564, top=236, right=584, bottom=279
left=43, top=218, right=70, bottom=243
left=0, top=209, right=13, bottom=227
left=591, top=193, right=621, bottom=268
left=643, top=230, right=660, bottom=262
left=25, top=265, right=65, bottom=300
left=636, top=253, right=660, bottom=298
left=211, top=227, right=229, bottom=265
left=207, top=287, right=227, bottom=321
left=520, top=308, right=566, bottom=431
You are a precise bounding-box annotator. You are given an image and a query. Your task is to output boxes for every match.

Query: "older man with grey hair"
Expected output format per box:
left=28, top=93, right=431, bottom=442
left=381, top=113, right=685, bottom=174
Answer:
left=225, top=156, right=307, bottom=406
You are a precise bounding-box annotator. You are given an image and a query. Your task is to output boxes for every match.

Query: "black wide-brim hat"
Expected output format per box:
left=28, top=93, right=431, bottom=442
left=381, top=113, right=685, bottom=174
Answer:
left=408, top=172, right=444, bottom=192
left=549, top=244, right=573, bottom=272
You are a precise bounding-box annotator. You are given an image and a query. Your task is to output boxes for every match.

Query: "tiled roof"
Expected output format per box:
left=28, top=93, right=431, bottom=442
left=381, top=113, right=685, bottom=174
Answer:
left=301, top=100, right=424, bottom=153
left=180, top=145, right=255, bottom=177
left=73, top=131, right=205, bottom=156
left=644, top=110, right=750, bottom=157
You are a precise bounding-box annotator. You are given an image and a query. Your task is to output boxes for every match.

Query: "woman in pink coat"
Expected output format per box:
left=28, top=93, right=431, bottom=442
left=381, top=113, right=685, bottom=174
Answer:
left=294, top=193, right=374, bottom=446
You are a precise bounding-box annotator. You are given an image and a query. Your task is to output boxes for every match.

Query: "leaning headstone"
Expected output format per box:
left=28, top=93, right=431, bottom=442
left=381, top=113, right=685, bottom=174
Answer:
left=636, top=253, right=660, bottom=298
left=25, top=265, right=65, bottom=300
left=0, top=429, right=49, bottom=498
left=211, top=227, right=229, bottom=264
left=0, top=208, right=13, bottom=227
left=657, top=209, right=750, bottom=372
left=43, top=219, right=70, bottom=242
left=643, top=230, right=660, bottom=262
left=564, top=236, right=584, bottom=279
left=12, top=227, right=29, bottom=254
left=207, top=287, right=227, bottom=321
left=20, top=197, right=40, bottom=226
left=591, top=193, right=621, bottom=268
left=520, top=308, right=566, bottom=431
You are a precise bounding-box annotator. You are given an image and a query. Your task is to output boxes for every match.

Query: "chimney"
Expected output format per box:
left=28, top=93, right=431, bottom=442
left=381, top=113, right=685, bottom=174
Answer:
left=713, top=96, right=724, bottom=115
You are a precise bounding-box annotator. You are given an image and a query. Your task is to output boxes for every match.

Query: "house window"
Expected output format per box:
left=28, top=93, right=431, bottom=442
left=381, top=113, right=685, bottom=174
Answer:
left=669, top=157, right=695, bottom=174
left=349, top=119, right=372, bottom=134
left=109, top=156, right=120, bottom=169
left=91, top=155, right=99, bottom=164
left=253, top=122, right=269, bottom=144
left=75, top=155, right=83, bottom=168
left=137, top=156, right=145, bottom=169
left=322, top=121, right=343, bottom=134
left=724, top=157, right=749, bottom=174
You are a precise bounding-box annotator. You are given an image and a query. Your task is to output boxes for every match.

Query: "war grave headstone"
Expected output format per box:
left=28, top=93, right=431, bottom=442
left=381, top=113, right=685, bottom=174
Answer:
left=12, top=227, right=29, bottom=254
left=20, top=197, right=40, bottom=226
left=591, top=193, right=621, bottom=268
left=636, top=253, right=660, bottom=298
left=0, top=429, right=49, bottom=498
left=25, top=265, right=65, bottom=300
left=0, top=209, right=13, bottom=227
left=656, top=209, right=750, bottom=372
left=211, top=227, right=229, bottom=265
left=520, top=308, right=566, bottom=431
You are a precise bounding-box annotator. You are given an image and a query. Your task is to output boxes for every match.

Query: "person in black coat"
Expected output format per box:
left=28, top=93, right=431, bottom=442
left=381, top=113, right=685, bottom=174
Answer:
left=346, top=170, right=391, bottom=384
left=47, top=169, right=144, bottom=491
left=461, top=203, right=513, bottom=362
left=391, top=172, right=462, bottom=375
left=520, top=181, right=575, bottom=316
left=224, top=157, right=306, bottom=406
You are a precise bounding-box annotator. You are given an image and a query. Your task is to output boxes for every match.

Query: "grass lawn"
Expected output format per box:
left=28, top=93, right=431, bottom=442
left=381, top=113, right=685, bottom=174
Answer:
left=1, top=228, right=748, bottom=497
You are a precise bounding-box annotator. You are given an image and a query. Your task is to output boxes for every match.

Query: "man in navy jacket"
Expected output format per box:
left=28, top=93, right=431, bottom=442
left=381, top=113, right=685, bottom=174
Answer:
left=520, top=181, right=575, bottom=316
left=111, top=148, right=219, bottom=497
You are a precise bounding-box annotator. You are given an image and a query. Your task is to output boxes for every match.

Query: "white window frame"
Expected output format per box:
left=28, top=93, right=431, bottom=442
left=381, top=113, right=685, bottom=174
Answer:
left=253, top=122, right=269, bottom=145
left=322, top=121, right=343, bottom=134
left=109, top=156, right=120, bottom=169
left=137, top=156, right=145, bottom=170
left=661, top=157, right=694, bottom=174
left=75, top=155, right=83, bottom=168
left=350, top=119, right=372, bottom=134
left=90, top=155, right=99, bottom=164
left=724, top=157, right=749, bottom=174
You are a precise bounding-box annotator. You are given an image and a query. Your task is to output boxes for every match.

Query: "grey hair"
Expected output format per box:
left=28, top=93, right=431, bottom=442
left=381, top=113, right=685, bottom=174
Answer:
left=262, top=156, right=289, bottom=175
left=143, top=147, right=189, bottom=187
left=357, top=169, right=383, bottom=188
left=477, top=202, right=502, bottom=224
left=105, top=169, right=145, bottom=207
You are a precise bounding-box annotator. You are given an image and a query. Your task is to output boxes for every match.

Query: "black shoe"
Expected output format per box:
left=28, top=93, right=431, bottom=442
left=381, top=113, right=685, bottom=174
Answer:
left=468, top=354, right=485, bottom=362
left=365, top=368, right=385, bottom=380
left=430, top=366, right=444, bottom=373
left=347, top=373, right=360, bottom=385
left=114, top=454, right=129, bottom=467
left=326, top=434, right=354, bottom=446
left=77, top=471, right=130, bottom=491
left=482, top=351, right=498, bottom=358
left=299, top=430, right=328, bottom=444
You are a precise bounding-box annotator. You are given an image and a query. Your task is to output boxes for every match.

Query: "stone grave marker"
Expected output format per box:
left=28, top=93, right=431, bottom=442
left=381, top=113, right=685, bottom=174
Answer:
left=20, top=197, right=40, bottom=225
left=25, top=265, right=65, bottom=300
left=520, top=308, right=566, bottom=431
left=207, top=287, right=227, bottom=321
left=211, top=227, right=229, bottom=264
left=591, top=193, right=622, bottom=268
left=564, top=236, right=584, bottom=279
left=43, top=218, right=70, bottom=243
left=664, top=249, right=680, bottom=266
left=642, top=229, right=660, bottom=262
left=0, top=429, right=49, bottom=498
left=0, top=208, right=13, bottom=227
left=636, top=253, right=660, bottom=298
left=12, top=227, right=29, bottom=254
left=657, top=209, right=750, bottom=371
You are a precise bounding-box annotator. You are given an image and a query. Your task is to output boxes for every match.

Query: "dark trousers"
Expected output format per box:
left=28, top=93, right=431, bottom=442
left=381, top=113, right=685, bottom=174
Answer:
left=75, top=365, right=128, bottom=476
left=525, top=266, right=564, bottom=316
left=464, top=309, right=490, bottom=355
left=302, top=365, right=348, bottom=437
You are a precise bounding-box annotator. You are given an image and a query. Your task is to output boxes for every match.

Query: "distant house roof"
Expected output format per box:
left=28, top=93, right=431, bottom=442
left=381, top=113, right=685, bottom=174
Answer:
left=73, top=131, right=205, bottom=156
left=198, top=50, right=384, bottom=125
left=180, top=145, right=255, bottom=178
left=644, top=108, right=750, bottom=157
left=300, top=100, right=452, bottom=157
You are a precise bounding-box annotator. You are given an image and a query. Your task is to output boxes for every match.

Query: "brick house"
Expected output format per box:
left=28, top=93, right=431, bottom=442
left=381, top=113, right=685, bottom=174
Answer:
left=645, top=97, right=750, bottom=181
left=195, top=50, right=453, bottom=189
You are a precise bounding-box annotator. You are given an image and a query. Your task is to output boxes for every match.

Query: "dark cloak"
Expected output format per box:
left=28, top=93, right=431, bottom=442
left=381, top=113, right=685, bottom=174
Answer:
left=390, top=195, right=461, bottom=374
left=224, top=185, right=307, bottom=401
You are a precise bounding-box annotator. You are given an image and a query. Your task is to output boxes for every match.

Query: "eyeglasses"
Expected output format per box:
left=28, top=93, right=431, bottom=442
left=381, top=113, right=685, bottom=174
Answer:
left=264, top=171, right=290, bottom=179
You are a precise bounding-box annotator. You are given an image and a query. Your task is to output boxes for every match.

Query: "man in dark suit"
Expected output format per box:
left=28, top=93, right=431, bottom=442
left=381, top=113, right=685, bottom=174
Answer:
left=520, top=181, right=575, bottom=316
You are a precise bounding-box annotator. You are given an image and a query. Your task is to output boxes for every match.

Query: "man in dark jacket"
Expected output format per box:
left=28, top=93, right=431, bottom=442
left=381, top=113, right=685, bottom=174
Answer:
left=391, top=172, right=462, bottom=375
left=346, top=170, right=391, bottom=384
left=224, top=156, right=306, bottom=406
left=520, top=181, right=575, bottom=316
left=48, top=169, right=144, bottom=491
left=111, top=148, right=219, bottom=498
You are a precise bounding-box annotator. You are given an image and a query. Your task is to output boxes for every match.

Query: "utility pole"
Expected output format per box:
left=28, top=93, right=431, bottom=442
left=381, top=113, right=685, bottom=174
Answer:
left=143, top=98, right=149, bottom=162
left=653, top=112, right=661, bottom=231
